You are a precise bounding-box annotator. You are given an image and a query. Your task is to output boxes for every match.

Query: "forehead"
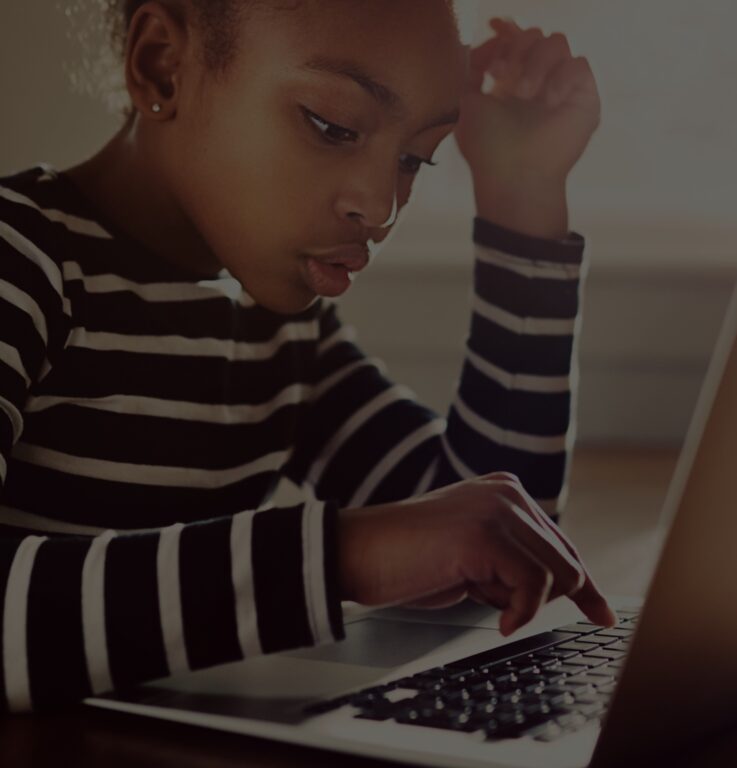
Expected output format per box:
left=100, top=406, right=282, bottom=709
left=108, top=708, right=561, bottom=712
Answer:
left=249, top=0, right=466, bottom=119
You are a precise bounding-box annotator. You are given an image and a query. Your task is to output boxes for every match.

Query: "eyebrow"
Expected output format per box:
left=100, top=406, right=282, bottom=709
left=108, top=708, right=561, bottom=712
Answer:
left=299, top=55, right=460, bottom=132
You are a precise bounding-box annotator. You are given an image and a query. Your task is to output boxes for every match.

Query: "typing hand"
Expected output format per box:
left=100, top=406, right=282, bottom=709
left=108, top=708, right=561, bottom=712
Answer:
left=338, top=472, right=617, bottom=637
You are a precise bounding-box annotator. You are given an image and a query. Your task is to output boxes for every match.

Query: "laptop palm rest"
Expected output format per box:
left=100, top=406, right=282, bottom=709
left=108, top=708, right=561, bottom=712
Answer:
left=98, top=618, right=495, bottom=725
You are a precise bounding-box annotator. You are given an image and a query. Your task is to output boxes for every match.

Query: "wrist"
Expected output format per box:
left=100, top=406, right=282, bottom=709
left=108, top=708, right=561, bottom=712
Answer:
left=338, top=505, right=375, bottom=603
left=473, top=176, right=569, bottom=240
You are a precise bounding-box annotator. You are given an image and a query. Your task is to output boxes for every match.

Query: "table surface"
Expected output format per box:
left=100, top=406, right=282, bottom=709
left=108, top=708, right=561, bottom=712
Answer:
left=0, top=446, right=685, bottom=768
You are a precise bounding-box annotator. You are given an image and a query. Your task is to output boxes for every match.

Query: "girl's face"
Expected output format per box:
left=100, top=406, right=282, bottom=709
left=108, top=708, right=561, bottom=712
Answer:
left=164, top=0, right=466, bottom=314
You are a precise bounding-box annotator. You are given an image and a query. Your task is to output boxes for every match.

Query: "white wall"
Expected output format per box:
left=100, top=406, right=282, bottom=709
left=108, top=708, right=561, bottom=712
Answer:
left=2, top=1, right=736, bottom=444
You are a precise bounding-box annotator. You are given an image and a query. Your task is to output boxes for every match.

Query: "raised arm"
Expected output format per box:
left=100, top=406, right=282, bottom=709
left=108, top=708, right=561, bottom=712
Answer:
left=283, top=215, right=584, bottom=520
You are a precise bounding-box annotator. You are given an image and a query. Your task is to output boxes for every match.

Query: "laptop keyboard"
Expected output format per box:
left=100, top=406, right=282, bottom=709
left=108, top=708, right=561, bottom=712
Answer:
left=303, top=610, right=638, bottom=742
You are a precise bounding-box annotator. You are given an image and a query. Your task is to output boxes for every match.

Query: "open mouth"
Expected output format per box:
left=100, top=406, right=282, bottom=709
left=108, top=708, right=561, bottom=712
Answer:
left=302, top=256, right=355, bottom=297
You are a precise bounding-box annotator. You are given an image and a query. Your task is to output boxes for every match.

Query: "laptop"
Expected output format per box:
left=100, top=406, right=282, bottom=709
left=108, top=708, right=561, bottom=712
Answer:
left=85, top=286, right=737, bottom=768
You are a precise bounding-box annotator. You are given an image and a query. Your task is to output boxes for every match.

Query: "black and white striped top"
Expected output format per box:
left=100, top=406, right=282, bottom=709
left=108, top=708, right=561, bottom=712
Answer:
left=0, top=163, right=585, bottom=712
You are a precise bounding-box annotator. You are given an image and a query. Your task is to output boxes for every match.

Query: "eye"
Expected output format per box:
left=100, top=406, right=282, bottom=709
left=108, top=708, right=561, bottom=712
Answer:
left=302, top=107, right=359, bottom=144
left=301, top=107, right=439, bottom=177
left=398, top=154, right=438, bottom=176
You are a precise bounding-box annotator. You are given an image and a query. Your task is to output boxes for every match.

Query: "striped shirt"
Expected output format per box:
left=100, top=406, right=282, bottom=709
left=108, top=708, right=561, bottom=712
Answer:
left=0, top=163, right=585, bottom=712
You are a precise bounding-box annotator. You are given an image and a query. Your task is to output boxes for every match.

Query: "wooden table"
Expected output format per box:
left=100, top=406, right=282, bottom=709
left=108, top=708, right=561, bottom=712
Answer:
left=0, top=446, right=681, bottom=768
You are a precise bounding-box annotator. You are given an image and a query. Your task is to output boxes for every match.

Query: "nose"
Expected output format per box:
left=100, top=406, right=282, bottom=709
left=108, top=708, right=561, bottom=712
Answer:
left=334, top=157, right=400, bottom=230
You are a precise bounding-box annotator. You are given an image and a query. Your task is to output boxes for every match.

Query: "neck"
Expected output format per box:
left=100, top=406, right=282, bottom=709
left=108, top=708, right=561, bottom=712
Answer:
left=63, top=113, right=223, bottom=278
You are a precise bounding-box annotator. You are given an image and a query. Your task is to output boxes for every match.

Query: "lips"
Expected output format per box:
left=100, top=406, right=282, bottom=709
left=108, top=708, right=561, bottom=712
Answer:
left=304, top=244, right=369, bottom=273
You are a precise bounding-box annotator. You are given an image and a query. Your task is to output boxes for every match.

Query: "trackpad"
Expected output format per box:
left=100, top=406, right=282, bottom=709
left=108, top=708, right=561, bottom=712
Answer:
left=283, top=617, right=478, bottom=667
left=94, top=619, right=497, bottom=725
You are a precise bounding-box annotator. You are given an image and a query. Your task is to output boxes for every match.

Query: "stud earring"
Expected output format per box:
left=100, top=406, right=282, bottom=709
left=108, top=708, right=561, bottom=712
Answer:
left=151, top=103, right=162, bottom=113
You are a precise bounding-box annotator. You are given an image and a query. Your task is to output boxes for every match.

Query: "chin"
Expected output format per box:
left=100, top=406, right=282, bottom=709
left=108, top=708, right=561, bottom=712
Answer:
left=250, top=284, right=321, bottom=316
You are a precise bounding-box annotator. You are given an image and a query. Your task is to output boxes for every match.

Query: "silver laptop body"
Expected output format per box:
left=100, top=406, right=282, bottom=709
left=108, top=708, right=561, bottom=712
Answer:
left=86, top=288, right=737, bottom=768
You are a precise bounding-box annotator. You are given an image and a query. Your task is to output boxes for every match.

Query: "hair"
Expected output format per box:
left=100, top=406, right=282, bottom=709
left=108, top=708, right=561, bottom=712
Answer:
left=110, top=1, right=275, bottom=75
left=61, top=0, right=458, bottom=118
left=59, top=0, right=290, bottom=116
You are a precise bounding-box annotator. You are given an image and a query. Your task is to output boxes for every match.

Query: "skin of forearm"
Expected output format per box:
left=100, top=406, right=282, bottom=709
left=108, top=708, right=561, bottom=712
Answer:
left=473, top=175, right=569, bottom=240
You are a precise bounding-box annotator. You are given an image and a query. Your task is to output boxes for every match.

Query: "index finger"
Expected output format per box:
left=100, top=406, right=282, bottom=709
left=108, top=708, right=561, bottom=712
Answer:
left=516, top=485, right=617, bottom=626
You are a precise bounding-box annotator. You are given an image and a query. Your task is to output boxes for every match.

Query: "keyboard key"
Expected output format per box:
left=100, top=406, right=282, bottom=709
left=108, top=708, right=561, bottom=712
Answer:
left=564, top=661, right=593, bottom=673
left=607, top=640, right=629, bottom=652
left=592, top=663, right=620, bottom=676
left=576, top=655, right=610, bottom=669
left=523, top=681, right=547, bottom=695
left=555, top=712, right=588, bottom=730
left=443, top=631, right=575, bottom=671
left=558, top=623, right=601, bottom=633
left=575, top=700, right=607, bottom=717
left=536, top=657, right=565, bottom=669
left=445, top=669, right=476, bottom=683
left=605, top=658, right=626, bottom=670
left=412, top=694, right=448, bottom=710
left=585, top=649, right=627, bottom=660
left=394, top=709, right=463, bottom=730
left=443, top=688, right=474, bottom=704
left=483, top=719, right=526, bottom=740
left=546, top=693, right=577, bottom=708
left=538, top=671, right=567, bottom=685
left=522, top=700, right=553, bottom=718
left=499, top=691, right=523, bottom=705
left=540, top=689, right=576, bottom=707
left=465, top=679, right=498, bottom=695
left=527, top=721, right=566, bottom=741
left=592, top=628, right=634, bottom=639
left=555, top=627, right=585, bottom=636
left=508, top=662, right=542, bottom=675
left=565, top=673, right=613, bottom=686
left=536, top=648, right=581, bottom=661
left=573, top=692, right=607, bottom=705
left=561, top=656, right=598, bottom=668
left=556, top=641, right=602, bottom=653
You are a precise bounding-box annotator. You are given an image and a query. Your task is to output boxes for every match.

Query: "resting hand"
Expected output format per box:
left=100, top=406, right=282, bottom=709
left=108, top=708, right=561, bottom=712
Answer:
left=454, top=19, right=601, bottom=238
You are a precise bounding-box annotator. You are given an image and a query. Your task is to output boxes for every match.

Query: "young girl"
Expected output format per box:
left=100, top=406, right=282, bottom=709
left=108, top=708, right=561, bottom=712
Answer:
left=0, top=0, right=615, bottom=712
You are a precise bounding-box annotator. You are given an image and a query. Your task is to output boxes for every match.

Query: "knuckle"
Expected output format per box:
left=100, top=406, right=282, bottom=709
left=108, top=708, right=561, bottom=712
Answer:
left=542, top=567, right=555, bottom=593
left=548, top=32, right=569, bottom=50
left=572, top=566, right=587, bottom=593
left=560, top=562, right=585, bottom=594
left=492, top=474, right=525, bottom=500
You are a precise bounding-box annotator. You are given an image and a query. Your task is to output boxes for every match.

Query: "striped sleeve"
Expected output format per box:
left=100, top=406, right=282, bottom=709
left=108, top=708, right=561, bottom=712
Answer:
left=0, top=500, right=344, bottom=712
left=283, top=217, right=585, bottom=521
left=0, top=202, right=344, bottom=712
left=0, top=210, right=71, bottom=489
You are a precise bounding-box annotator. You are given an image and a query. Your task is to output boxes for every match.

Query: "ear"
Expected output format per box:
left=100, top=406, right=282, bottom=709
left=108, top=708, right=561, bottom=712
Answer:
left=124, top=1, right=189, bottom=120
